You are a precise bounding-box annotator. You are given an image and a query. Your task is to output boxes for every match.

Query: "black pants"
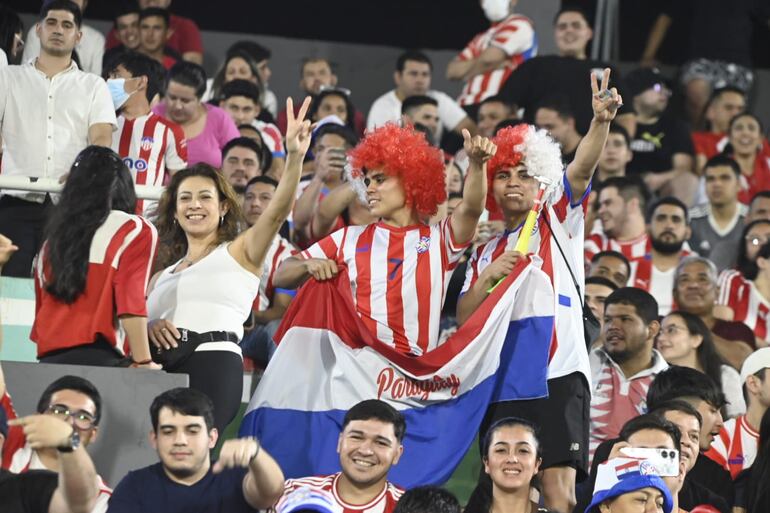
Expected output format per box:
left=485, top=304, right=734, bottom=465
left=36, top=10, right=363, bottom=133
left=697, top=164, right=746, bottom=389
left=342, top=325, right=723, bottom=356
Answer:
left=39, top=338, right=126, bottom=367
left=0, top=195, right=52, bottom=277
left=170, top=347, right=244, bottom=435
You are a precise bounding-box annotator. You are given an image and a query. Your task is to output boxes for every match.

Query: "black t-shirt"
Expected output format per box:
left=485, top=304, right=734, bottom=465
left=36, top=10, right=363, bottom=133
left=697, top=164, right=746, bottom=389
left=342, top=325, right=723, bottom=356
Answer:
left=627, top=114, right=693, bottom=175
left=108, top=463, right=255, bottom=513
left=661, top=0, right=770, bottom=66
left=0, top=468, right=58, bottom=513
left=497, top=55, right=630, bottom=134
left=688, top=453, right=735, bottom=506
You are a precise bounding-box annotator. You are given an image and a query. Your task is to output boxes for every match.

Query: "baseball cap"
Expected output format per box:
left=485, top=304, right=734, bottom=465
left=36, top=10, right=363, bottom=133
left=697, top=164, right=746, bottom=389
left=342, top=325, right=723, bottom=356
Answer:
left=585, top=457, right=673, bottom=513
left=625, top=68, right=672, bottom=98
left=740, top=347, right=770, bottom=383
left=277, top=488, right=342, bottom=513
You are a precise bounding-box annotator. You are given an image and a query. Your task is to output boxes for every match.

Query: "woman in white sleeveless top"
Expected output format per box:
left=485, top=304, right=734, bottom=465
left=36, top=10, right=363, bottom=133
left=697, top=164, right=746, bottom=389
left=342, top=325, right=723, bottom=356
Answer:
left=146, top=98, right=312, bottom=433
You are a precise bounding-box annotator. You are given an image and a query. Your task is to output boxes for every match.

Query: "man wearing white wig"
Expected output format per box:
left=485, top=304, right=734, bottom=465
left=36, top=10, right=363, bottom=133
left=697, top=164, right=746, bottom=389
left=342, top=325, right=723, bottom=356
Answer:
left=457, top=69, right=623, bottom=513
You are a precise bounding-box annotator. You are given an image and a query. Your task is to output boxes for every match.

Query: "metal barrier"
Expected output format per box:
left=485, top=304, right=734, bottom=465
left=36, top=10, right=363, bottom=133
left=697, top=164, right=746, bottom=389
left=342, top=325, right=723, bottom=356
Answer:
left=0, top=176, right=165, bottom=200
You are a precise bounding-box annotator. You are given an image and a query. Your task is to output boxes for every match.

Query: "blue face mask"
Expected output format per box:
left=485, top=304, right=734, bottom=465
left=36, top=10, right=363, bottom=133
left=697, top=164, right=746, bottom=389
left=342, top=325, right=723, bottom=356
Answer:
left=106, top=78, right=134, bottom=110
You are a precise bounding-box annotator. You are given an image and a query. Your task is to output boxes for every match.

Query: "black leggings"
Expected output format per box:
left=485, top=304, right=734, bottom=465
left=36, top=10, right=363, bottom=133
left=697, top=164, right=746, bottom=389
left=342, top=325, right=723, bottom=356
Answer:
left=39, top=338, right=125, bottom=367
left=171, top=347, right=243, bottom=434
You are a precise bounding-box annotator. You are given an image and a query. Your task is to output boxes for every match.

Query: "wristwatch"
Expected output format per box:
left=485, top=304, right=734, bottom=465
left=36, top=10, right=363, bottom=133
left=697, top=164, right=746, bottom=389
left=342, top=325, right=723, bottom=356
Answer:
left=57, top=429, right=81, bottom=453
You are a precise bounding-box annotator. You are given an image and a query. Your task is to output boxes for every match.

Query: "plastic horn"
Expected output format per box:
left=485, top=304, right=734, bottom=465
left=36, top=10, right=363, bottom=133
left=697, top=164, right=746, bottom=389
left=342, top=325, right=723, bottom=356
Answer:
left=486, top=181, right=548, bottom=293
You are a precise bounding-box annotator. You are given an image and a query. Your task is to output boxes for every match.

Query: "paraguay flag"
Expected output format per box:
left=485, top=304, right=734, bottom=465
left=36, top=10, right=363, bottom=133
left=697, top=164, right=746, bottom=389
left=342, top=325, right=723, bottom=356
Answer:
left=240, top=256, right=555, bottom=487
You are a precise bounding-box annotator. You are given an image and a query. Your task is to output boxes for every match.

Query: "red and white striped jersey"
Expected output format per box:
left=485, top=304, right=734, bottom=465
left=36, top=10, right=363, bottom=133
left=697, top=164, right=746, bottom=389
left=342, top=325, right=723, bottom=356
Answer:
left=31, top=211, right=158, bottom=357
left=112, top=112, right=187, bottom=215
left=253, top=119, right=286, bottom=158
left=255, top=235, right=295, bottom=311
left=585, top=232, right=650, bottom=266
left=279, top=473, right=404, bottom=513
left=457, top=15, right=537, bottom=106
left=462, top=175, right=592, bottom=382
left=588, top=348, right=669, bottom=462
left=301, top=218, right=468, bottom=355
left=704, top=415, right=760, bottom=479
left=717, top=270, right=770, bottom=343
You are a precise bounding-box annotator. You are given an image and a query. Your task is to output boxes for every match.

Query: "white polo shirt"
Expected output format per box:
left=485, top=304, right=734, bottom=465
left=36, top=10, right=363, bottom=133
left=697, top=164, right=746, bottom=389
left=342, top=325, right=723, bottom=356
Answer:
left=0, top=59, right=116, bottom=201
left=366, top=89, right=468, bottom=134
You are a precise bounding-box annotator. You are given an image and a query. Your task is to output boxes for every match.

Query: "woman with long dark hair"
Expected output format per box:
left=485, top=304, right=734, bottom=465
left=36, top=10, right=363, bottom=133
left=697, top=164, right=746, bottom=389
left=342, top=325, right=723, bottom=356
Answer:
left=146, top=98, right=312, bottom=433
left=465, top=418, right=554, bottom=513
left=656, top=311, right=745, bottom=417
left=0, top=4, right=23, bottom=66
left=723, top=113, right=770, bottom=205
left=31, top=146, right=159, bottom=369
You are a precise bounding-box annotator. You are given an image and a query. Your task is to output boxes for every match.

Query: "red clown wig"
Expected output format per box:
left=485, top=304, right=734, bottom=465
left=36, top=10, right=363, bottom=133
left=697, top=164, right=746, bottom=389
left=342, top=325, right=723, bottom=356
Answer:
left=485, top=124, right=529, bottom=211
left=349, top=123, right=447, bottom=217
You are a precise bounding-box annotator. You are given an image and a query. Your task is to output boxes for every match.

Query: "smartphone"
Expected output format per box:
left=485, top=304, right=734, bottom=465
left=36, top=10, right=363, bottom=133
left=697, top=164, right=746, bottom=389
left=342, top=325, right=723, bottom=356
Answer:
left=619, top=447, right=679, bottom=476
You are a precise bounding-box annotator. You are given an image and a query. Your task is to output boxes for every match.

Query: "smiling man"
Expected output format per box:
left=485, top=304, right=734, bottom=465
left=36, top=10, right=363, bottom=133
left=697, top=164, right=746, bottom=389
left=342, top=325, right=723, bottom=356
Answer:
left=278, top=400, right=405, bottom=513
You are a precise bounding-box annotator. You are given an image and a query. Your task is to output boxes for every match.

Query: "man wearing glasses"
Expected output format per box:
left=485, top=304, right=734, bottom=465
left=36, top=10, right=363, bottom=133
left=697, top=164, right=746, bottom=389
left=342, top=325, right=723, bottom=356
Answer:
left=1, top=375, right=112, bottom=513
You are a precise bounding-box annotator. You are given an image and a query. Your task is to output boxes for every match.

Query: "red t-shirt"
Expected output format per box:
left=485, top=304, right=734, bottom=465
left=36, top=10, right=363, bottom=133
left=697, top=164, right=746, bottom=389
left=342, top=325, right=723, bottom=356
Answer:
left=106, top=14, right=203, bottom=55
left=31, top=211, right=158, bottom=357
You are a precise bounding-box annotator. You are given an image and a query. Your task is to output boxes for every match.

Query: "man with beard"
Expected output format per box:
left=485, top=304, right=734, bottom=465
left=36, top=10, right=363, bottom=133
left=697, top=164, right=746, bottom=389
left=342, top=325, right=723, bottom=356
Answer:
left=585, top=177, right=650, bottom=263
left=672, top=256, right=754, bottom=370
left=628, top=197, right=692, bottom=316
left=0, top=0, right=115, bottom=277
left=107, top=388, right=285, bottom=513
left=589, top=287, right=668, bottom=463
left=277, top=400, right=405, bottom=513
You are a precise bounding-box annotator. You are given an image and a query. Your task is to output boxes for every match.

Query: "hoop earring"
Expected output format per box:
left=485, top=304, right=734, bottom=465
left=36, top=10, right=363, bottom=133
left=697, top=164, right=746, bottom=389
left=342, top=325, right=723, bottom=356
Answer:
left=220, top=215, right=224, bottom=226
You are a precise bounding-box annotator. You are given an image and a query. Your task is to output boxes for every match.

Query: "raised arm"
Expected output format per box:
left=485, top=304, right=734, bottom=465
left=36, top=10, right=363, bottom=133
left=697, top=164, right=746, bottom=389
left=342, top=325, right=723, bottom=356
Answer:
left=566, top=68, right=623, bottom=200
left=449, top=130, right=497, bottom=245
left=311, top=183, right=359, bottom=239
left=212, top=438, right=285, bottom=510
left=230, top=97, right=313, bottom=275
left=9, top=415, right=99, bottom=513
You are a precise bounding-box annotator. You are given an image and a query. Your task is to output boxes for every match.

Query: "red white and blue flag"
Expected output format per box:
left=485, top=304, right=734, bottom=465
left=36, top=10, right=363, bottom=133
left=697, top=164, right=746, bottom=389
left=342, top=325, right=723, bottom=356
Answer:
left=240, top=257, right=555, bottom=487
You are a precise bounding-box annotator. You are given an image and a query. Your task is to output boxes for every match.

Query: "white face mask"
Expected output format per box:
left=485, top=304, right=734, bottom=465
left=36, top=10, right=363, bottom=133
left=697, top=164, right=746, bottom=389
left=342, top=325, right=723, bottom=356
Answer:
left=481, top=0, right=510, bottom=22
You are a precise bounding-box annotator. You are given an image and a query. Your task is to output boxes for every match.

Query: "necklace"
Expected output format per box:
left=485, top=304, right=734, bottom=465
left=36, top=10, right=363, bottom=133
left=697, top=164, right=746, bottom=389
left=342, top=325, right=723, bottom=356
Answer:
left=181, top=246, right=214, bottom=267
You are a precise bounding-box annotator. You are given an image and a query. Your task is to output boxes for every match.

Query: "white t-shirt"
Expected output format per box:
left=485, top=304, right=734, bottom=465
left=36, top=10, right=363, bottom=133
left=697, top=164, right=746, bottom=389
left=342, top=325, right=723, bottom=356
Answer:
left=366, top=89, right=467, bottom=134
left=23, top=24, right=105, bottom=76
left=649, top=266, right=676, bottom=316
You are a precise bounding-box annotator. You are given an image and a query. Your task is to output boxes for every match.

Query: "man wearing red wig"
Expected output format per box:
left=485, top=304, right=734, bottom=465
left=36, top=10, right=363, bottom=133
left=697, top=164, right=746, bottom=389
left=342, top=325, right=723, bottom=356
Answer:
left=273, top=124, right=496, bottom=356
left=456, top=69, right=622, bottom=513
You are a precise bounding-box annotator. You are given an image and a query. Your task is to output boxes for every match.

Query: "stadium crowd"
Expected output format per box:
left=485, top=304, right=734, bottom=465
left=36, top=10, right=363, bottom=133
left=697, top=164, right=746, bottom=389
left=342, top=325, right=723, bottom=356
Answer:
left=1, top=1, right=770, bottom=513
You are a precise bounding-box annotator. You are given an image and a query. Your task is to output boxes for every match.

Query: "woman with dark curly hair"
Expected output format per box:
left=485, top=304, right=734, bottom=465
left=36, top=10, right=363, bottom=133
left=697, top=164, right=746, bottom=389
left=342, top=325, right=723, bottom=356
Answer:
left=32, top=146, right=159, bottom=369
left=273, top=124, right=495, bottom=355
left=146, top=98, right=312, bottom=433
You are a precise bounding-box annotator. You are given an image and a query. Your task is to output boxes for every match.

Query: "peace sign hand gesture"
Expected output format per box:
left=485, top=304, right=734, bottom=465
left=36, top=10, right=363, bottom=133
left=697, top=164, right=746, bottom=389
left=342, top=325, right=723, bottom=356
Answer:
left=285, top=96, right=314, bottom=156
left=591, top=68, right=623, bottom=123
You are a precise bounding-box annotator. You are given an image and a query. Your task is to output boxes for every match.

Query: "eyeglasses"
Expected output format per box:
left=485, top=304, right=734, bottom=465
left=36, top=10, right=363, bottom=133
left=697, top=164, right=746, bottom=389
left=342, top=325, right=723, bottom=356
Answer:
left=660, top=325, right=688, bottom=336
left=46, top=404, right=97, bottom=430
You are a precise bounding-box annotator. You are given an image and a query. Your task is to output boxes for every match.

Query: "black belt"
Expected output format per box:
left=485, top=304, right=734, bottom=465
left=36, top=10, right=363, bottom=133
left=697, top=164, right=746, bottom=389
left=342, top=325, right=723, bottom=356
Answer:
left=179, top=329, right=240, bottom=344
